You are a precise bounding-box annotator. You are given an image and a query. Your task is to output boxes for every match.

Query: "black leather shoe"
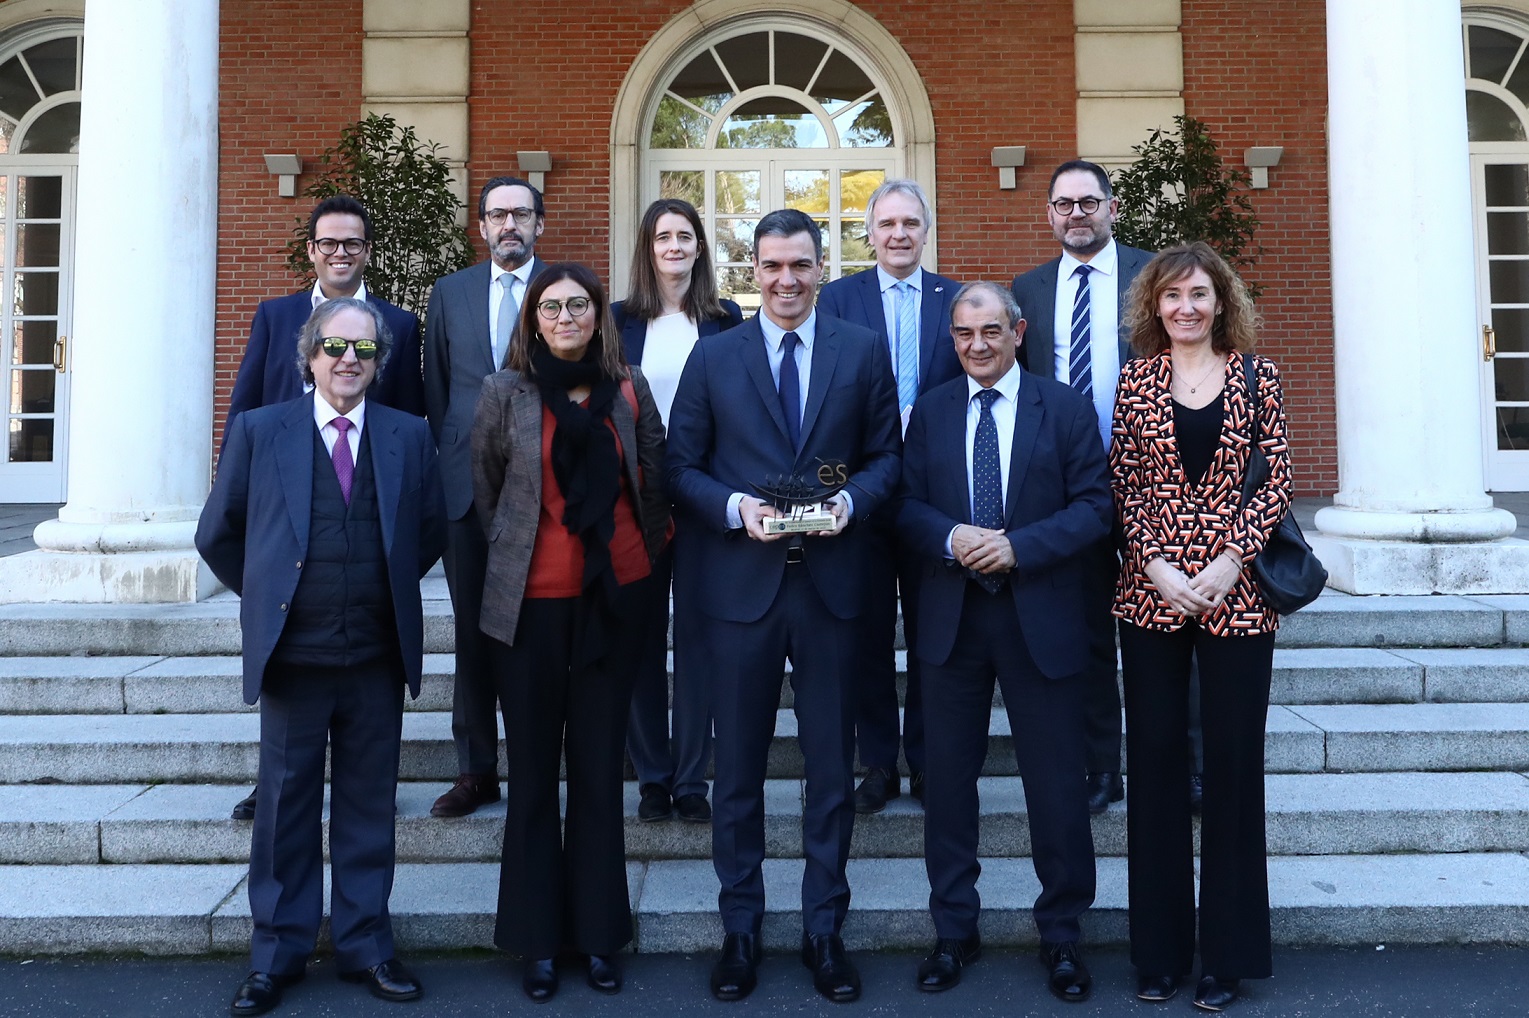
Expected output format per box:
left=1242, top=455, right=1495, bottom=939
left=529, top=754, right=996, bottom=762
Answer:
left=853, top=767, right=900, bottom=814
left=1189, top=773, right=1204, bottom=814
left=339, top=958, right=422, bottom=1002
left=710, top=932, right=760, bottom=1001
left=1136, top=972, right=1181, bottom=1001
left=1039, top=941, right=1091, bottom=1003
left=916, top=934, right=981, bottom=992
left=674, top=792, right=712, bottom=822
left=430, top=773, right=501, bottom=817
left=587, top=954, right=621, bottom=994
left=523, top=958, right=557, bottom=1003
left=801, top=932, right=861, bottom=1003
left=230, top=970, right=302, bottom=1016
left=638, top=783, right=672, bottom=821
left=231, top=787, right=258, bottom=821
left=909, top=771, right=926, bottom=805
left=1193, top=976, right=1240, bottom=1011
left=1085, top=772, right=1124, bottom=815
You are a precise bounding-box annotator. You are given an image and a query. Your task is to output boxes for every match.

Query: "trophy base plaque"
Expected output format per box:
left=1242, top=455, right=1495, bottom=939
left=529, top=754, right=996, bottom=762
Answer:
left=763, top=505, right=836, bottom=535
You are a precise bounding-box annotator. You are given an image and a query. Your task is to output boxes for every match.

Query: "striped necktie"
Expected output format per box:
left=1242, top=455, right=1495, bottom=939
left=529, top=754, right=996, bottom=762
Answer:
left=1069, top=264, right=1093, bottom=400
left=895, top=280, right=919, bottom=413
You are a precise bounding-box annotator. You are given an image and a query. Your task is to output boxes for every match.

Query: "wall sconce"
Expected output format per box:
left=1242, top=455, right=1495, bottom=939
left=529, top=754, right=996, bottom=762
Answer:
left=1244, top=147, right=1284, bottom=189
left=263, top=153, right=303, bottom=198
left=517, top=151, right=552, bottom=192
left=990, top=146, right=1027, bottom=190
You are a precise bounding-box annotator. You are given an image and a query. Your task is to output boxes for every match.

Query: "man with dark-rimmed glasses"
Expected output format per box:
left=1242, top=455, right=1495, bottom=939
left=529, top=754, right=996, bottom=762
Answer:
left=423, top=176, right=547, bottom=818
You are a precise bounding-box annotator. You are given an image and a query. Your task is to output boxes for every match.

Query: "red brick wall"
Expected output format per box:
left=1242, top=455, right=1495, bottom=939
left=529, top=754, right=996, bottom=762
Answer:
left=1182, top=0, right=1334, bottom=493
left=215, top=0, right=367, bottom=449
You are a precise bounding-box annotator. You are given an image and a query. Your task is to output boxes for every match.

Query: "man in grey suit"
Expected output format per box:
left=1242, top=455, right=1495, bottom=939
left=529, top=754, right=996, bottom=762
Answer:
left=423, top=176, right=546, bottom=817
left=1010, top=160, right=1152, bottom=815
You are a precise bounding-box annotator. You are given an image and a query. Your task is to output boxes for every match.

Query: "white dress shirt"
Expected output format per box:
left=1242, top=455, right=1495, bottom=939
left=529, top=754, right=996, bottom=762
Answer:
left=489, top=260, right=535, bottom=368
left=946, top=362, right=1022, bottom=556
left=310, top=279, right=368, bottom=310
left=1052, top=238, right=1121, bottom=452
left=313, top=392, right=365, bottom=461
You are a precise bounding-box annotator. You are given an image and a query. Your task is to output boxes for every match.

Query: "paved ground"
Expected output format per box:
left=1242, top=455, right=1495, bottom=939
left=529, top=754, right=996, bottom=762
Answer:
left=0, top=945, right=1522, bottom=1016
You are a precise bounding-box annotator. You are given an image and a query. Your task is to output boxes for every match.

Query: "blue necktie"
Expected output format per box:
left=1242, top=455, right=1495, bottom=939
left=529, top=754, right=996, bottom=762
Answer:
left=970, top=388, right=1005, bottom=594
left=895, top=281, right=919, bottom=413
left=495, top=273, right=518, bottom=369
left=1069, top=264, right=1093, bottom=400
left=779, top=331, right=802, bottom=450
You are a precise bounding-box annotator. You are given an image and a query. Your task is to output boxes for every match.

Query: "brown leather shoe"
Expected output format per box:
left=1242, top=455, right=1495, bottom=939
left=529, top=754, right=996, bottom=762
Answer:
left=430, top=773, right=500, bottom=817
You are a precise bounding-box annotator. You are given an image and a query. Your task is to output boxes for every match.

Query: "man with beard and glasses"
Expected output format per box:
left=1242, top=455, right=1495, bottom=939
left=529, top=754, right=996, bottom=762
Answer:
left=423, top=176, right=547, bottom=818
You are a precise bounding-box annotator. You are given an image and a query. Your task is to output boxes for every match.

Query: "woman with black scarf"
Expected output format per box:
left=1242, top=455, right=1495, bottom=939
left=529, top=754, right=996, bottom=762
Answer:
left=471, top=262, right=669, bottom=1002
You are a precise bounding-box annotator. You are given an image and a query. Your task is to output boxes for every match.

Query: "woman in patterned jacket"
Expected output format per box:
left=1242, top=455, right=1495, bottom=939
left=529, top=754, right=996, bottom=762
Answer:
left=1109, top=241, right=1292, bottom=1012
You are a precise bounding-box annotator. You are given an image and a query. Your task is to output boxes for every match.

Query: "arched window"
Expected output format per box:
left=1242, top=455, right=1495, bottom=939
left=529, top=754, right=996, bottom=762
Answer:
left=0, top=24, right=81, bottom=154
left=612, top=2, right=934, bottom=309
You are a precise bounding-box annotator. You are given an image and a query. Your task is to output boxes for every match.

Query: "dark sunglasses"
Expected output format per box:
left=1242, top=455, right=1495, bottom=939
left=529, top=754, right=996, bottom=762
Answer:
left=319, top=337, right=379, bottom=359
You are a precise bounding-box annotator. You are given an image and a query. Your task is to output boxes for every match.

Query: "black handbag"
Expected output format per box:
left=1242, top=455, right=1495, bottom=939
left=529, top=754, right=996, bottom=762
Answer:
left=1238, top=354, right=1327, bottom=614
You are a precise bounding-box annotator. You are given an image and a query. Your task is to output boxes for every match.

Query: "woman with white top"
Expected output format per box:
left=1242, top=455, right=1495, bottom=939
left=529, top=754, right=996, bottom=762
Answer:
left=614, top=198, right=743, bottom=824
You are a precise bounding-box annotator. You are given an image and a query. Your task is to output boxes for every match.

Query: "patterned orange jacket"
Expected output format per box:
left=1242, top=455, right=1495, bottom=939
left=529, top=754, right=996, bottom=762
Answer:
left=1109, top=351, right=1293, bottom=635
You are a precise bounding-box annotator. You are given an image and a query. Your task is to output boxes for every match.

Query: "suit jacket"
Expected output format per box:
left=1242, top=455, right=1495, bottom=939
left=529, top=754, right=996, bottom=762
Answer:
left=424, top=257, right=546, bottom=520
left=897, top=370, right=1112, bottom=679
left=226, top=290, right=426, bottom=433
left=817, top=267, right=964, bottom=396
left=1110, top=352, right=1292, bottom=636
left=195, top=393, right=448, bottom=704
left=1010, top=243, right=1154, bottom=378
left=665, top=312, right=902, bottom=624
left=612, top=298, right=745, bottom=365
left=471, top=366, right=669, bottom=647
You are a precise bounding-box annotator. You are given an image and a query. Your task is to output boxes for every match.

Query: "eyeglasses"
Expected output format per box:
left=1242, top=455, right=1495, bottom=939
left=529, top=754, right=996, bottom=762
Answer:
left=1048, top=197, right=1105, bottom=216
left=537, top=297, right=593, bottom=320
left=485, top=207, right=538, bottom=227
left=311, top=237, right=368, bottom=256
left=319, top=337, right=379, bottom=359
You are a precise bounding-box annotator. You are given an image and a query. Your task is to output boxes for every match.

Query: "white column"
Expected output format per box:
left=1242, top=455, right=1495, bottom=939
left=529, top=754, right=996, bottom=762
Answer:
left=1311, top=0, right=1526, bottom=594
left=0, top=0, right=218, bottom=603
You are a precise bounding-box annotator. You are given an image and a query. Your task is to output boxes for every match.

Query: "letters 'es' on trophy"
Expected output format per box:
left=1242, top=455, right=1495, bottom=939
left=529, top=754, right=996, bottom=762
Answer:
left=756, top=459, right=848, bottom=535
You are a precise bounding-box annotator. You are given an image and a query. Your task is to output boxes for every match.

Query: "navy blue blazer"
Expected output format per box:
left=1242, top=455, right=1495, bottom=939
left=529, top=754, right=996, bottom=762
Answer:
left=896, top=370, right=1112, bottom=679
left=665, top=312, right=902, bottom=624
left=195, top=393, right=447, bottom=704
left=226, top=290, right=425, bottom=431
left=612, top=298, right=745, bottom=366
left=817, top=267, right=964, bottom=397
left=1009, top=243, right=1154, bottom=378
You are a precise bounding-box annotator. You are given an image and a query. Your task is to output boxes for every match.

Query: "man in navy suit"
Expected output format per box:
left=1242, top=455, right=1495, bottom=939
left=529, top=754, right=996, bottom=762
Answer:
left=1010, top=160, right=1154, bottom=815
left=422, top=176, right=545, bottom=817
left=898, top=281, right=1111, bottom=1001
left=817, top=179, right=962, bottom=815
left=223, top=194, right=425, bottom=822
left=197, top=297, right=446, bottom=1015
left=667, top=210, right=901, bottom=1004
left=226, top=195, right=425, bottom=431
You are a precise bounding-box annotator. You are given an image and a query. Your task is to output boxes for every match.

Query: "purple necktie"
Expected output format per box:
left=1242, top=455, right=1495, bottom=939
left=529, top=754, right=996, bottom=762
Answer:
left=331, top=416, right=354, bottom=504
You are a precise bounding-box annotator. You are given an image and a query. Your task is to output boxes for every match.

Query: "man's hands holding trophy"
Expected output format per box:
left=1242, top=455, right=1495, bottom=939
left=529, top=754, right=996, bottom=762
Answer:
left=742, top=461, right=850, bottom=542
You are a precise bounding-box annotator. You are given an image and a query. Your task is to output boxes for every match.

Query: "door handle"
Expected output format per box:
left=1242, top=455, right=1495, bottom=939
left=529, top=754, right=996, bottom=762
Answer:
left=53, top=335, right=66, bottom=373
left=1485, top=324, right=1497, bottom=362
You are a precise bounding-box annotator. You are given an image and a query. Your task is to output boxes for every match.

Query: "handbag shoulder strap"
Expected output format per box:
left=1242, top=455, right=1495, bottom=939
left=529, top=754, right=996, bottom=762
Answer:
left=1242, top=353, right=1260, bottom=446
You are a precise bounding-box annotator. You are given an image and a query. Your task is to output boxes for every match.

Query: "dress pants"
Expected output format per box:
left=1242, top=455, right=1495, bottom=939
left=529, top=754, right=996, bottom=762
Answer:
left=492, top=577, right=650, bottom=958
left=248, top=657, right=404, bottom=975
left=1081, top=538, right=1123, bottom=774
left=625, top=545, right=712, bottom=798
left=922, top=584, right=1096, bottom=942
left=710, top=565, right=858, bottom=936
left=855, top=520, right=924, bottom=776
left=444, top=513, right=500, bottom=776
left=1119, top=620, right=1275, bottom=980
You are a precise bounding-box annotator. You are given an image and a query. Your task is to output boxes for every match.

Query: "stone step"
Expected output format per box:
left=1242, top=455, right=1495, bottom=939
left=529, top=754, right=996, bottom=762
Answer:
left=2, top=591, right=1525, bottom=658
left=6, top=646, right=1527, bottom=716
left=3, top=852, right=1526, bottom=955
left=6, top=772, right=1525, bottom=866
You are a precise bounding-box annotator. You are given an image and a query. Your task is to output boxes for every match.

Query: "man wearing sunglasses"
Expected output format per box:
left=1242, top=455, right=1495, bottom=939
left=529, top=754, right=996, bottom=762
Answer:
left=223, top=195, right=427, bottom=823
left=198, top=297, right=446, bottom=1015
left=1009, top=162, right=1154, bottom=824
left=422, top=176, right=547, bottom=818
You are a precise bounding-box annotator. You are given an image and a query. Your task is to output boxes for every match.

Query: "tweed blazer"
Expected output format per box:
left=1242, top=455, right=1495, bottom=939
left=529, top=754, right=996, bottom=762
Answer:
left=470, top=366, right=669, bottom=647
left=1109, top=351, right=1292, bottom=635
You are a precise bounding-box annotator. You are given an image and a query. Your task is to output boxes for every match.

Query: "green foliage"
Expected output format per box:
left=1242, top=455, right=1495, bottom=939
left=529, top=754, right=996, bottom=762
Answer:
left=285, top=113, right=476, bottom=316
left=1111, top=115, right=1261, bottom=291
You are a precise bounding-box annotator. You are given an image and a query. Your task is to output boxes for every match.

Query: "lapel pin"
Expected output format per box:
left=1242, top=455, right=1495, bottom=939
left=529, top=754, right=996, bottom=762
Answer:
left=934, top=286, right=944, bottom=293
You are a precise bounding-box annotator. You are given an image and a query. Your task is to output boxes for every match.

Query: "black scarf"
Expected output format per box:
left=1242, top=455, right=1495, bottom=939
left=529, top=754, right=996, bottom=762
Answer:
left=532, top=344, right=623, bottom=663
